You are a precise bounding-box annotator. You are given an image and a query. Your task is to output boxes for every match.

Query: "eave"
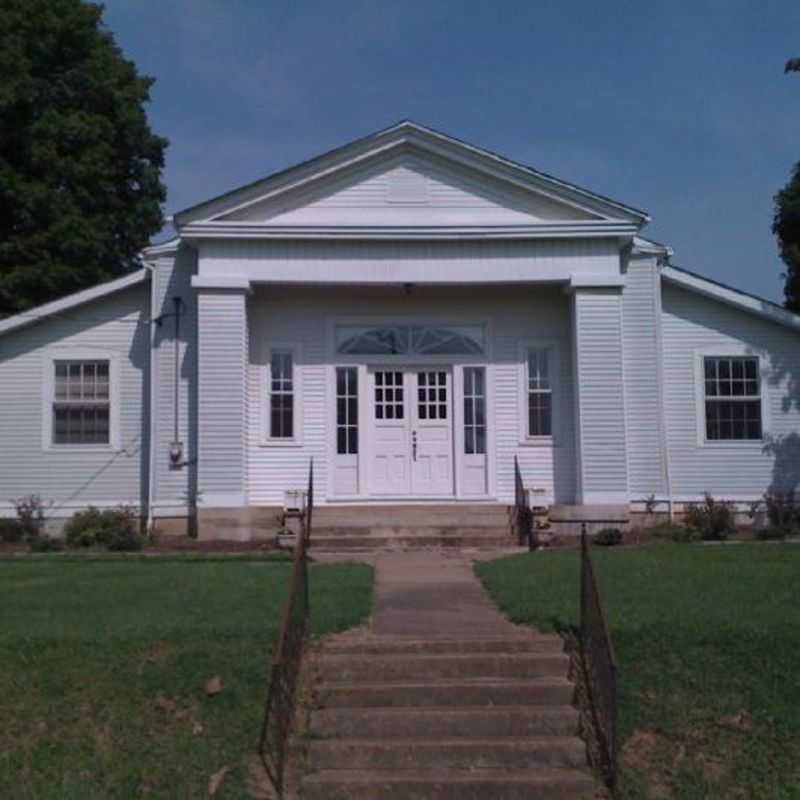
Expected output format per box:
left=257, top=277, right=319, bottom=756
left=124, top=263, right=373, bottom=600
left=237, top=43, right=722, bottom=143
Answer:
left=180, top=220, right=640, bottom=242
left=0, top=269, right=150, bottom=338
left=662, top=265, right=800, bottom=334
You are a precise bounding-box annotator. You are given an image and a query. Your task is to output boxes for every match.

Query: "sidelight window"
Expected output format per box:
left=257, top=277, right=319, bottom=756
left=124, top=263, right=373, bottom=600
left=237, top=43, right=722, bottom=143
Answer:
left=463, top=367, right=486, bottom=455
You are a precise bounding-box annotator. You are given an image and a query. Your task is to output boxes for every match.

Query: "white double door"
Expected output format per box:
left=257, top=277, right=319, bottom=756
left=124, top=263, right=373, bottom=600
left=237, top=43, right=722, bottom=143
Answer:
left=369, top=367, right=454, bottom=496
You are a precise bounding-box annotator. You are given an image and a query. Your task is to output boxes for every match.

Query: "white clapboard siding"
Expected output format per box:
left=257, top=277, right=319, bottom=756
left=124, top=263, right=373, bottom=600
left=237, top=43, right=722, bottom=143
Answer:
left=0, top=284, right=149, bottom=516
left=150, top=248, right=196, bottom=514
left=622, top=255, right=666, bottom=498
left=198, top=238, right=621, bottom=285
left=221, top=152, right=596, bottom=226
left=572, top=289, right=629, bottom=502
left=662, top=283, right=800, bottom=500
left=197, top=289, right=248, bottom=506
left=246, top=284, right=577, bottom=506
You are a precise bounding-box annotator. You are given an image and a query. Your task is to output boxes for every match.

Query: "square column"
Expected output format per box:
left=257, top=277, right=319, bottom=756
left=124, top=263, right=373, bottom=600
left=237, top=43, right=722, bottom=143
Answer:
left=194, top=277, right=250, bottom=509
left=570, top=284, right=629, bottom=505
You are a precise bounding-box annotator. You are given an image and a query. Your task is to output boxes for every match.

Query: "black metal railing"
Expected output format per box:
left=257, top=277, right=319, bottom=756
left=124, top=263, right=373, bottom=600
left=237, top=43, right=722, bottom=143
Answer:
left=258, top=459, right=314, bottom=797
left=580, top=525, right=620, bottom=794
left=513, top=455, right=535, bottom=549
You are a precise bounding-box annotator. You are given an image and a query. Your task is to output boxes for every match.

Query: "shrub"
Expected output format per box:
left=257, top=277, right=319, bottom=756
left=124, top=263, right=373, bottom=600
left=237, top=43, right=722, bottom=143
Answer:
left=0, top=518, right=25, bottom=543
left=756, top=527, right=789, bottom=541
left=11, top=494, right=49, bottom=541
left=29, top=534, right=63, bottom=553
left=64, top=506, right=142, bottom=551
left=762, top=491, right=799, bottom=534
left=650, top=522, right=702, bottom=543
left=106, top=524, right=144, bottom=552
left=684, top=494, right=736, bottom=541
left=593, top=528, right=623, bottom=546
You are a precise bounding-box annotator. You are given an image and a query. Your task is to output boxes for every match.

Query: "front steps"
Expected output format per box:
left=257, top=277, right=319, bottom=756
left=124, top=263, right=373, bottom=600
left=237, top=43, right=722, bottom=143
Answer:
left=307, top=504, right=516, bottom=551
left=303, top=634, right=594, bottom=799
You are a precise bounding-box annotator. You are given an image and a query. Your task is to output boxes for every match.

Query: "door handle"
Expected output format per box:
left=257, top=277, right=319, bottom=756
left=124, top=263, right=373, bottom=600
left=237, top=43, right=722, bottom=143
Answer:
left=412, top=430, right=417, bottom=461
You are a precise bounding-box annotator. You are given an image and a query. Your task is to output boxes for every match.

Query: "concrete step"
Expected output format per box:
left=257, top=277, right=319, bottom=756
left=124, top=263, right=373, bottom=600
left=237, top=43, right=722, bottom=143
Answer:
left=303, top=767, right=594, bottom=799
left=315, top=677, right=574, bottom=708
left=311, top=705, right=579, bottom=738
left=320, top=652, right=570, bottom=682
left=308, top=736, right=588, bottom=771
left=312, top=525, right=512, bottom=537
left=324, top=635, right=561, bottom=656
left=313, top=504, right=510, bottom=523
left=310, top=534, right=514, bottom=551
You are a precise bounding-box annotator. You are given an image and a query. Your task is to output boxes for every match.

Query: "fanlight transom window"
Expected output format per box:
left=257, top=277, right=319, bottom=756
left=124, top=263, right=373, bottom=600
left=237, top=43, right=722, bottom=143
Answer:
left=336, top=324, right=484, bottom=356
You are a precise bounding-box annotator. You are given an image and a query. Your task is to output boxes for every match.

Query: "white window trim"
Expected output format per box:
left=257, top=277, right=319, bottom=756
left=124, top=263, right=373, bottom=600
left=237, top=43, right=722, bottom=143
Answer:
left=41, top=346, right=121, bottom=452
left=326, top=315, right=493, bottom=363
left=261, top=342, right=303, bottom=447
left=693, top=345, right=770, bottom=447
left=518, top=340, right=560, bottom=446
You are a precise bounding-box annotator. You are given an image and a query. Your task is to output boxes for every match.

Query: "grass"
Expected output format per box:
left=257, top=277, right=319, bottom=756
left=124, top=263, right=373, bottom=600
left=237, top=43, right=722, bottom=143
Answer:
left=0, top=559, right=372, bottom=798
left=476, top=543, right=800, bottom=800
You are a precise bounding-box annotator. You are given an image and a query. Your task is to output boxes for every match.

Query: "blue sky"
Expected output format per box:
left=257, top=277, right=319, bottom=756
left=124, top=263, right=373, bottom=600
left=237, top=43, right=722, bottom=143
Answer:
left=103, top=0, right=800, bottom=301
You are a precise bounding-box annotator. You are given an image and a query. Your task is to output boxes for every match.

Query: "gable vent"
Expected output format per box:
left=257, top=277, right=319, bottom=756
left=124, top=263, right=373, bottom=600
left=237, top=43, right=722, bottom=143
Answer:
left=386, top=166, right=429, bottom=204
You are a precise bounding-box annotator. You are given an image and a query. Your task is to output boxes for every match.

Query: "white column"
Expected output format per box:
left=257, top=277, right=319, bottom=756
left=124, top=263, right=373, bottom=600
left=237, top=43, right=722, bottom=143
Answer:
left=570, top=284, right=629, bottom=505
left=194, top=277, right=250, bottom=508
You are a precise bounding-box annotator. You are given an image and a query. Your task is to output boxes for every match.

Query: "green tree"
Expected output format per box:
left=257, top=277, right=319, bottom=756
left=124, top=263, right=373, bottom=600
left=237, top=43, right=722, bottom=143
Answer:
left=774, top=58, right=800, bottom=311
left=0, top=0, right=167, bottom=316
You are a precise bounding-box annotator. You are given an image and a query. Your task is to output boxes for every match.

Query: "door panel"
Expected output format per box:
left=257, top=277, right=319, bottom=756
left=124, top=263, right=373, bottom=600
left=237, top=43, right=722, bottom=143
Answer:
left=369, top=370, right=411, bottom=495
left=411, top=370, right=453, bottom=496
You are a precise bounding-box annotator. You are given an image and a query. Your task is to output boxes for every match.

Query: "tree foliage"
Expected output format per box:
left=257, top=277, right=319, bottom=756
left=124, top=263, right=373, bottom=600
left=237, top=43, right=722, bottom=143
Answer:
left=774, top=58, right=800, bottom=311
left=0, top=0, right=167, bottom=315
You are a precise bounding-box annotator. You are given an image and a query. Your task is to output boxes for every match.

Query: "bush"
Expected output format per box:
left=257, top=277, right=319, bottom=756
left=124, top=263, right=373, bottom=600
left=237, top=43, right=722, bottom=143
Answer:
left=762, top=491, right=799, bottom=535
left=29, top=534, right=63, bottom=553
left=593, top=528, right=623, bottom=546
left=650, top=522, right=702, bottom=543
left=756, top=527, right=789, bottom=541
left=107, top=525, right=144, bottom=552
left=64, top=506, right=142, bottom=551
left=11, top=494, right=49, bottom=541
left=684, top=494, right=736, bottom=541
left=0, top=518, right=25, bottom=543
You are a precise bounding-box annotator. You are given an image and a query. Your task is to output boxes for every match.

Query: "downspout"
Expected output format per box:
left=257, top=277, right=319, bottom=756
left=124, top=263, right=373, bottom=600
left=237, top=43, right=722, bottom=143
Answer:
left=142, top=259, right=158, bottom=533
left=654, top=260, right=674, bottom=521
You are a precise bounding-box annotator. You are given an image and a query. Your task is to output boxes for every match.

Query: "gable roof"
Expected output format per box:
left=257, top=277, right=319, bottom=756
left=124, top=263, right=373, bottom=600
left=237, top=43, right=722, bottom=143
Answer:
left=662, top=264, right=800, bottom=333
left=0, top=269, right=150, bottom=338
left=174, top=121, right=650, bottom=236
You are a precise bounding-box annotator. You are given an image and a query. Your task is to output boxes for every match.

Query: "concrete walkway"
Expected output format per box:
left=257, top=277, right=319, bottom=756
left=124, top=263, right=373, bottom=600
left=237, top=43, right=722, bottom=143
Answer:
left=303, top=548, right=595, bottom=798
left=370, top=550, right=526, bottom=638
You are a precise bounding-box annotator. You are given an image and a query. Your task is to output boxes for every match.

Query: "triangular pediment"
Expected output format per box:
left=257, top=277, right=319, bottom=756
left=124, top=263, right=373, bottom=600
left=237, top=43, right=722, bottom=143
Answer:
left=175, top=122, right=648, bottom=234
left=215, top=149, right=600, bottom=226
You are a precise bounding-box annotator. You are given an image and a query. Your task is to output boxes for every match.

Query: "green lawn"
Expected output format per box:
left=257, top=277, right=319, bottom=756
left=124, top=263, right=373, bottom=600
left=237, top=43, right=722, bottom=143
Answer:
left=0, top=559, right=372, bottom=799
left=477, top=544, right=800, bottom=800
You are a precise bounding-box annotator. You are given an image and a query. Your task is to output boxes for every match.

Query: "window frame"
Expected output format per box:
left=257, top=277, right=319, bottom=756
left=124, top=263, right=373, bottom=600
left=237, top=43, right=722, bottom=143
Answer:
left=335, top=366, right=359, bottom=455
left=694, top=347, right=769, bottom=446
left=518, top=340, right=559, bottom=445
left=463, top=365, right=487, bottom=456
left=262, top=343, right=303, bottom=447
left=42, top=347, right=121, bottom=452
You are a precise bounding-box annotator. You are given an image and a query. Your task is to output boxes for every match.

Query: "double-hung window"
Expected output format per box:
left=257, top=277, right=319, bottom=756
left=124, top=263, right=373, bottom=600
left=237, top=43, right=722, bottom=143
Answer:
left=526, top=347, right=552, bottom=437
left=269, top=349, right=295, bottom=440
left=703, top=356, right=762, bottom=441
left=52, top=360, right=111, bottom=445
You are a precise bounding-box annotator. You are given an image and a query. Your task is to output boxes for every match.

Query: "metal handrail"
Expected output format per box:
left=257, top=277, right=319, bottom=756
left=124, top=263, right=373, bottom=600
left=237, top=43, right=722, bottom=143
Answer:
left=258, top=459, right=314, bottom=797
left=513, top=455, right=535, bottom=550
left=580, top=525, right=620, bottom=794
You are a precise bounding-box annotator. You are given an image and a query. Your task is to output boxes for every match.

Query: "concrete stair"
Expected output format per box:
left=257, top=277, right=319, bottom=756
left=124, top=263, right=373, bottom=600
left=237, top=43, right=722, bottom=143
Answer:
left=303, top=635, right=594, bottom=799
left=308, top=504, right=516, bottom=551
